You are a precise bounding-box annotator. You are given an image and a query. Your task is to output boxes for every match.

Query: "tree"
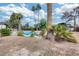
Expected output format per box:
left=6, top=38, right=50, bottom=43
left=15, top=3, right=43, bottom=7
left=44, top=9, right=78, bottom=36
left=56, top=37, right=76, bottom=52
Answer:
left=9, top=13, right=23, bottom=30
left=36, top=4, right=41, bottom=30
left=32, top=4, right=41, bottom=31
left=61, top=11, right=76, bottom=31
left=32, top=5, right=37, bottom=30
left=46, top=3, right=54, bottom=41
left=47, top=3, right=52, bottom=31
left=61, top=6, right=79, bottom=31
left=16, top=13, right=23, bottom=30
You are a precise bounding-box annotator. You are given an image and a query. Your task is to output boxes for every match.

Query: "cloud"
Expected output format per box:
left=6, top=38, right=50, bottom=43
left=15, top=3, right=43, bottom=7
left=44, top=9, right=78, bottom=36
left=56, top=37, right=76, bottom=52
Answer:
left=55, top=3, right=79, bottom=14
left=53, top=3, right=79, bottom=25
left=0, top=3, right=47, bottom=26
left=0, top=4, right=34, bottom=17
left=40, top=3, right=46, bottom=6
left=39, top=9, right=46, bottom=19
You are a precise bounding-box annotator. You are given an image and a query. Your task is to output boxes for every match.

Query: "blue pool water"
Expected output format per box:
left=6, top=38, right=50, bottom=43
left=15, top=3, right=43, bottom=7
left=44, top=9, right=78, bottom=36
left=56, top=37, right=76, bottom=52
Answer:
left=23, top=31, right=32, bottom=37
left=23, top=31, right=40, bottom=37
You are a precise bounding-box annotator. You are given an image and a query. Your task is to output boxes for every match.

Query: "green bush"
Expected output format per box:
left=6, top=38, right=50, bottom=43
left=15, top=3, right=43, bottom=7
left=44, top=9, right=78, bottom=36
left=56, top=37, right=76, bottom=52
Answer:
left=30, top=26, right=35, bottom=37
left=30, top=31, right=35, bottom=37
left=39, top=18, right=47, bottom=37
left=0, top=28, right=11, bottom=36
left=17, top=30, right=23, bottom=36
left=39, top=18, right=47, bottom=30
left=52, top=25, right=77, bottom=43
left=40, top=29, right=46, bottom=37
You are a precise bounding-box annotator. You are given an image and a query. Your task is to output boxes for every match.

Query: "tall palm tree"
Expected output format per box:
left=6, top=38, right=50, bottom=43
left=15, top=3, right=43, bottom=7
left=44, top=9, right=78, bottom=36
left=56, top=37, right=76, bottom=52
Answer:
left=36, top=4, right=41, bottom=30
left=47, top=3, right=52, bottom=31
left=46, top=3, right=54, bottom=40
left=32, top=4, right=41, bottom=31
left=16, top=13, right=23, bottom=30
left=32, top=5, right=37, bottom=30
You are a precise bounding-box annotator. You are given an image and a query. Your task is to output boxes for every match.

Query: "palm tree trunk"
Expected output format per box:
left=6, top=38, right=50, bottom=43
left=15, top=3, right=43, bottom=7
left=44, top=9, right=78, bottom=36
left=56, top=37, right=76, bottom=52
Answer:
left=46, top=3, right=55, bottom=41
left=36, top=11, right=39, bottom=31
left=47, top=3, right=52, bottom=31
left=34, top=12, right=36, bottom=30
left=74, top=16, right=76, bottom=31
left=18, top=20, right=21, bottom=31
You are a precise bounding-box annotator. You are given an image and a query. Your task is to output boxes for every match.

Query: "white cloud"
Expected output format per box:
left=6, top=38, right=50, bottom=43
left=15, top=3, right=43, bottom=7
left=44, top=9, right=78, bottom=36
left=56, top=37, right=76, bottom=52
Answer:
left=21, top=18, right=35, bottom=26
left=39, top=9, right=46, bottom=19
left=40, top=3, right=46, bottom=6
left=0, top=4, right=34, bottom=17
left=0, top=4, right=47, bottom=26
left=55, top=3, right=79, bottom=14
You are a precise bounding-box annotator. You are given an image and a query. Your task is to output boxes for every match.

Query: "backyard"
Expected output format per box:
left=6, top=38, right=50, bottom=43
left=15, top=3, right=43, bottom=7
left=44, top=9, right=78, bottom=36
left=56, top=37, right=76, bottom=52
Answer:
left=0, top=3, right=79, bottom=56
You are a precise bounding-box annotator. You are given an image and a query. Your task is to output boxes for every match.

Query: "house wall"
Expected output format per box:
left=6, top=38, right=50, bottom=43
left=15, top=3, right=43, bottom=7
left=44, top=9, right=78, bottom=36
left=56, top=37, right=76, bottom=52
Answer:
left=0, top=25, right=6, bottom=29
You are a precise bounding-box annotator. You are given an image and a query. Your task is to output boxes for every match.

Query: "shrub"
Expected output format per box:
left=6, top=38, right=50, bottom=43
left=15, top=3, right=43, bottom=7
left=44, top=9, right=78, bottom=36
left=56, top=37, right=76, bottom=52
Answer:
left=40, top=29, right=46, bottom=37
left=39, top=18, right=47, bottom=37
left=30, top=26, right=35, bottom=37
left=52, top=25, right=77, bottom=43
left=30, top=31, right=35, bottom=37
left=39, top=18, right=47, bottom=30
left=0, top=28, right=11, bottom=36
left=17, top=30, right=23, bottom=36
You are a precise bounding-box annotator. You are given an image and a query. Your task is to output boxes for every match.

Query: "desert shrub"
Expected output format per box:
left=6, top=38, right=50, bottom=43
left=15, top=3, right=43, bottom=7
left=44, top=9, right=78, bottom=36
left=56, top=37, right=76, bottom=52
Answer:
left=30, top=26, right=35, bottom=37
left=30, top=31, right=35, bottom=37
left=52, top=25, right=77, bottom=43
left=17, top=30, right=23, bottom=36
left=0, top=28, right=11, bottom=36
left=40, top=29, right=46, bottom=37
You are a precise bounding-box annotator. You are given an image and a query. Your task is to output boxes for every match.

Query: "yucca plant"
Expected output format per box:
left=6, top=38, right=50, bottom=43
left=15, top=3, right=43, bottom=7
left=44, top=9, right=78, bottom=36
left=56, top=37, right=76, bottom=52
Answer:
left=52, top=25, right=77, bottom=43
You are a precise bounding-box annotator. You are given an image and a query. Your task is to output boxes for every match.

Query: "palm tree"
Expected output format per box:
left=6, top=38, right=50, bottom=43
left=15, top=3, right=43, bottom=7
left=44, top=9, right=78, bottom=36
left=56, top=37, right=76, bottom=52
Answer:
left=47, top=3, right=52, bottom=31
left=46, top=3, right=54, bottom=41
left=9, top=13, right=23, bottom=30
left=36, top=4, right=41, bottom=30
left=32, top=4, right=41, bottom=31
left=32, top=5, right=37, bottom=30
left=16, top=13, right=23, bottom=30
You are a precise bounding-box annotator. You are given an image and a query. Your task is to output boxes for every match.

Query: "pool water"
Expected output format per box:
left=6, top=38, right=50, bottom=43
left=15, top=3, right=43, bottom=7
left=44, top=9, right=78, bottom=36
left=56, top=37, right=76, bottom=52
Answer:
left=23, top=31, right=32, bottom=37
left=23, top=31, right=32, bottom=35
left=23, top=31, right=41, bottom=37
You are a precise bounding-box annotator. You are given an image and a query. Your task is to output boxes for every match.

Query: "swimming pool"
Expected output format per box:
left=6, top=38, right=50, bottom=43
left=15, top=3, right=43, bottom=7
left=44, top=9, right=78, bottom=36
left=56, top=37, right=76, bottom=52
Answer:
left=23, top=31, right=40, bottom=37
left=23, top=31, right=32, bottom=37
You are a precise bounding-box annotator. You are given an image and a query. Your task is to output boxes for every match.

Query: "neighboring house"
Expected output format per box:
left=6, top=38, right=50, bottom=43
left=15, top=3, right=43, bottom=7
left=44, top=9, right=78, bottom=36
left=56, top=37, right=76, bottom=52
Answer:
left=0, top=22, right=6, bottom=29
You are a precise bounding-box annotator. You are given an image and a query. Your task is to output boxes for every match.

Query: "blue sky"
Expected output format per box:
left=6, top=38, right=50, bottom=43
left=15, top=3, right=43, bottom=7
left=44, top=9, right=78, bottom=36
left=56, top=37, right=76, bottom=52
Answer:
left=0, top=3, right=79, bottom=26
left=0, top=3, right=48, bottom=26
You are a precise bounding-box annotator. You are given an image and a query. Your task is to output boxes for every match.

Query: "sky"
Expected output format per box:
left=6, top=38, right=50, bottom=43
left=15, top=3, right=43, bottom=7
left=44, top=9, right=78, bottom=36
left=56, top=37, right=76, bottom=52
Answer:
left=0, top=3, right=47, bottom=26
left=0, top=3, right=79, bottom=26
left=53, top=3, right=79, bottom=26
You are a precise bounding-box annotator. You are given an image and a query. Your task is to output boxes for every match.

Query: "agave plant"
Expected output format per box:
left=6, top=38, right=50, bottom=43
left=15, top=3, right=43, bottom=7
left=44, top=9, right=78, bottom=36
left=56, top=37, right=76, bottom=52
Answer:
left=52, top=24, right=77, bottom=43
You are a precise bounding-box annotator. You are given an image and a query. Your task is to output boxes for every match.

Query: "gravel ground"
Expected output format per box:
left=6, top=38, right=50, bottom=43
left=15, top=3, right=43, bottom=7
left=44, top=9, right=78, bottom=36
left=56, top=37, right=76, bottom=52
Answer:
left=0, top=36, right=79, bottom=56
